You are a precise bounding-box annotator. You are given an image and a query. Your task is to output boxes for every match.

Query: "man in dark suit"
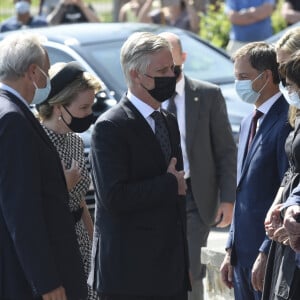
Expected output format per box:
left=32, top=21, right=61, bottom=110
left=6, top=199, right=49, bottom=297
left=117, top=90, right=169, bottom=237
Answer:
left=0, top=33, right=87, bottom=299
left=159, top=32, right=237, bottom=300
left=88, top=31, right=190, bottom=300
left=220, top=42, right=291, bottom=300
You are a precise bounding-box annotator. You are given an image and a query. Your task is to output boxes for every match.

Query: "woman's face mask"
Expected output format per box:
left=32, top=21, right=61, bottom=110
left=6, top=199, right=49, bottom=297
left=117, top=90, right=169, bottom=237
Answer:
left=279, top=81, right=300, bottom=109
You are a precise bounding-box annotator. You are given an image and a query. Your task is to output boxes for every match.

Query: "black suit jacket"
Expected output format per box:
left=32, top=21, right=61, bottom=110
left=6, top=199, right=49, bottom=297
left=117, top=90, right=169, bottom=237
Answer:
left=0, top=90, right=87, bottom=299
left=89, top=96, right=190, bottom=296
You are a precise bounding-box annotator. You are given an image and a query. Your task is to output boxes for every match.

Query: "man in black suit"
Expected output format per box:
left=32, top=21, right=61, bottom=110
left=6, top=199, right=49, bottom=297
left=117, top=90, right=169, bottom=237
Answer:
left=88, top=31, right=190, bottom=300
left=160, top=32, right=237, bottom=300
left=0, top=33, right=87, bottom=299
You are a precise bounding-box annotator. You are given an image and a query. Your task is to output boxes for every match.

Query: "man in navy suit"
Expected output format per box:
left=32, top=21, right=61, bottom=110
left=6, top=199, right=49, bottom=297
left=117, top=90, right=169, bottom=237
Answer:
left=89, top=32, right=190, bottom=299
left=220, top=42, right=291, bottom=300
left=159, top=32, right=237, bottom=300
left=0, top=33, right=87, bottom=299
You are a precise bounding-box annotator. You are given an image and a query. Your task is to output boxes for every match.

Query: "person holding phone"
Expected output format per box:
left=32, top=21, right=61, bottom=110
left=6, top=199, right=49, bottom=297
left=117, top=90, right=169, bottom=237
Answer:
left=138, top=0, right=200, bottom=33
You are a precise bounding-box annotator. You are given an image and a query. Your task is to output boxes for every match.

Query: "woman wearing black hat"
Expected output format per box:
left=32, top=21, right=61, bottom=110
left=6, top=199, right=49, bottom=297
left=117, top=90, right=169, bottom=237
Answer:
left=37, top=61, right=101, bottom=300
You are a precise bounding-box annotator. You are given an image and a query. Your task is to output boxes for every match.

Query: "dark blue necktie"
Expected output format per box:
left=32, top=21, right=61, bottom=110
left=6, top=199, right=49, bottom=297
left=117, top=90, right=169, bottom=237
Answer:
left=151, top=111, right=171, bottom=164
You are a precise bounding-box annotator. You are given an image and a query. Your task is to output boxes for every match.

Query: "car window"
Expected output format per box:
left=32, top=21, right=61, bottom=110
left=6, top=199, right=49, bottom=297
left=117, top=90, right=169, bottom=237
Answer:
left=77, top=41, right=127, bottom=100
left=179, top=34, right=234, bottom=83
left=46, top=46, right=75, bottom=65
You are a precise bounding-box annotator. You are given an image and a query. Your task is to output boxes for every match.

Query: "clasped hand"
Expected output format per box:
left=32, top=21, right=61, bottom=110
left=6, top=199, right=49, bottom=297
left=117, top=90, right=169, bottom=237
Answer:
left=264, top=203, right=289, bottom=245
left=284, top=205, right=300, bottom=252
left=167, top=157, right=187, bottom=196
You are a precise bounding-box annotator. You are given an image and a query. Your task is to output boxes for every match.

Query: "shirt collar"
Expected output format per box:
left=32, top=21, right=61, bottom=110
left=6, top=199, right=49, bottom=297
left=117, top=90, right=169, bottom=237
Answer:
left=0, top=82, right=30, bottom=108
left=256, top=91, right=281, bottom=115
left=127, top=90, right=159, bottom=118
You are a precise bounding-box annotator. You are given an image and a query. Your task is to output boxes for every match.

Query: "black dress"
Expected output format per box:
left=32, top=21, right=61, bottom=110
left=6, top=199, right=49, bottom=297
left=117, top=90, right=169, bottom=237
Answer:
left=262, top=116, right=300, bottom=300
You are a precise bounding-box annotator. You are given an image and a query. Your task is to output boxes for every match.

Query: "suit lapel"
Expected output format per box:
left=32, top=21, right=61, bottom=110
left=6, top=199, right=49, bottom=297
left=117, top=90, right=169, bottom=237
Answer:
left=1, top=90, right=67, bottom=182
left=1, top=90, right=57, bottom=150
left=239, top=96, right=286, bottom=184
left=238, top=114, right=252, bottom=177
left=120, top=97, right=167, bottom=169
left=184, top=76, right=200, bottom=155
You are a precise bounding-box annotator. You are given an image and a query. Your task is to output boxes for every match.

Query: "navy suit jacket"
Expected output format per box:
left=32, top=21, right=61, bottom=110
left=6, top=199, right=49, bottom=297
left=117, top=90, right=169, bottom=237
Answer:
left=0, top=90, right=87, bottom=299
left=226, top=95, right=291, bottom=267
left=89, top=97, right=190, bottom=296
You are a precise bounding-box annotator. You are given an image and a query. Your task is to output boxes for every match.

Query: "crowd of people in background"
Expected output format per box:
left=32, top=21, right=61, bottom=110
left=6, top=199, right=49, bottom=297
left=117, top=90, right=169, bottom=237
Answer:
left=2, top=0, right=300, bottom=52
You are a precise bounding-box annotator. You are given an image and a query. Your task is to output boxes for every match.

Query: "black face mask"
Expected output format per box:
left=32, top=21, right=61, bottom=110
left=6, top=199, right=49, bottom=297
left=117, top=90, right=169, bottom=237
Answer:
left=62, top=106, right=94, bottom=133
left=142, top=74, right=177, bottom=103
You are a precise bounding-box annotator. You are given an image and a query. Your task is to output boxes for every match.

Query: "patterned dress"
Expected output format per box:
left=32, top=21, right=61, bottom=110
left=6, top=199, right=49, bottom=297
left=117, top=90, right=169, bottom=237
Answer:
left=43, top=125, right=98, bottom=300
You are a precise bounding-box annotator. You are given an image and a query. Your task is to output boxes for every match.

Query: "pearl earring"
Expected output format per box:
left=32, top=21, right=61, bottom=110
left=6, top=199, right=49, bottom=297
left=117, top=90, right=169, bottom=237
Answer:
left=58, top=116, right=62, bottom=121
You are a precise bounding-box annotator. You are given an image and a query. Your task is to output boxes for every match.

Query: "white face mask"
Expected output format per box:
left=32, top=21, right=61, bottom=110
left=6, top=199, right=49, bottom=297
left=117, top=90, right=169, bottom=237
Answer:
left=15, top=1, right=30, bottom=14
left=235, top=73, right=268, bottom=104
left=32, top=67, right=51, bottom=105
left=279, top=81, right=300, bottom=109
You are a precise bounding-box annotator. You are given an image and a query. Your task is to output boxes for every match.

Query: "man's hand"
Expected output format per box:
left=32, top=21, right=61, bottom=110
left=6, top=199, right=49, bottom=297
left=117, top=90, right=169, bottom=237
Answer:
left=284, top=205, right=300, bottom=252
left=220, top=250, right=234, bottom=289
left=167, top=157, right=187, bottom=195
left=273, top=225, right=290, bottom=245
left=251, top=252, right=267, bottom=292
left=215, top=202, right=233, bottom=228
left=42, top=286, right=67, bottom=300
left=264, top=203, right=283, bottom=239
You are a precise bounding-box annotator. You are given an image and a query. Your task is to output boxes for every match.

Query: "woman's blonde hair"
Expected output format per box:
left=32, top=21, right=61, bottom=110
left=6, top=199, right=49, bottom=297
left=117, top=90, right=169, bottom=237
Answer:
left=38, top=62, right=101, bottom=120
left=276, top=27, right=300, bottom=127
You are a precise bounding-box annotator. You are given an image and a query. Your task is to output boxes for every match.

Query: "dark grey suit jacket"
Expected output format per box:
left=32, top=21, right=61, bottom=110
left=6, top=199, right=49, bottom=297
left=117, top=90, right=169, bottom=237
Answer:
left=184, top=76, right=237, bottom=225
left=0, top=90, right=87, bottom=299
left=89, top=96, right=190, bottom=296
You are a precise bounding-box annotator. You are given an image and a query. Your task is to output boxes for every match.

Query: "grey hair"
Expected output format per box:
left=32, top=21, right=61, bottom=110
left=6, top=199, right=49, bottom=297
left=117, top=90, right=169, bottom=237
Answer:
left=0, top=33, right=47, bottom=81
left=120, top=32, right=171, bottom=87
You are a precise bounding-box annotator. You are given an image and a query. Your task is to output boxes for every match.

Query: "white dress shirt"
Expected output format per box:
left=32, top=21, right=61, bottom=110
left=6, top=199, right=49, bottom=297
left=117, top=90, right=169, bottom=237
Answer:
left=0, top=82, right=31, bottom=109
left=127, top=90, right=159, bottom=133
left=162, top=77, right=190, bottom=179
left=256, top=91, right=282, bottom=131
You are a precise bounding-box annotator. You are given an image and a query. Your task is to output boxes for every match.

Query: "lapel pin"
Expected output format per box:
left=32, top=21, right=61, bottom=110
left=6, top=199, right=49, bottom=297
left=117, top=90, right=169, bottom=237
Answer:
left=194, top=97, right=199, bottom=102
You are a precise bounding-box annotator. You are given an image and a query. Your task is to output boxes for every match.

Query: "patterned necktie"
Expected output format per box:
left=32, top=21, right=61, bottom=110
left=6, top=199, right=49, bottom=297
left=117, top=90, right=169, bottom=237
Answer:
left=247, top=109, right=264, bottom=151
left=167, top=92, right=177, bottom=117
left=151, top=111, right=171, bottom=164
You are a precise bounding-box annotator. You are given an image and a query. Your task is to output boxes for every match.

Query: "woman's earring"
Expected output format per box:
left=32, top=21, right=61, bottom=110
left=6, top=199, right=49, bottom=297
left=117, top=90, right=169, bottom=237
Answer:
left=58, top=116, right=62, bottom=121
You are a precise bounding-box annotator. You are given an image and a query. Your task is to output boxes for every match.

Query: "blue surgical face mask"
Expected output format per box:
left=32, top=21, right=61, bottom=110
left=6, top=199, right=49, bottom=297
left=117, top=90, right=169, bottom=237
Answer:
left=279, top=82, right=300, bottom=109
left=32, top=67, right=51, bottom=105
left=235, top=73, right=268, bottom=104
left=15, top=1, right=30, bottom=14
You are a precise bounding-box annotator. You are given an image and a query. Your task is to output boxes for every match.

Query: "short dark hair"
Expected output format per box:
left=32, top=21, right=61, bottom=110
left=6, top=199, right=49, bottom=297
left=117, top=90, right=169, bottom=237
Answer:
left=233, top=42, right=280, bottom=84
